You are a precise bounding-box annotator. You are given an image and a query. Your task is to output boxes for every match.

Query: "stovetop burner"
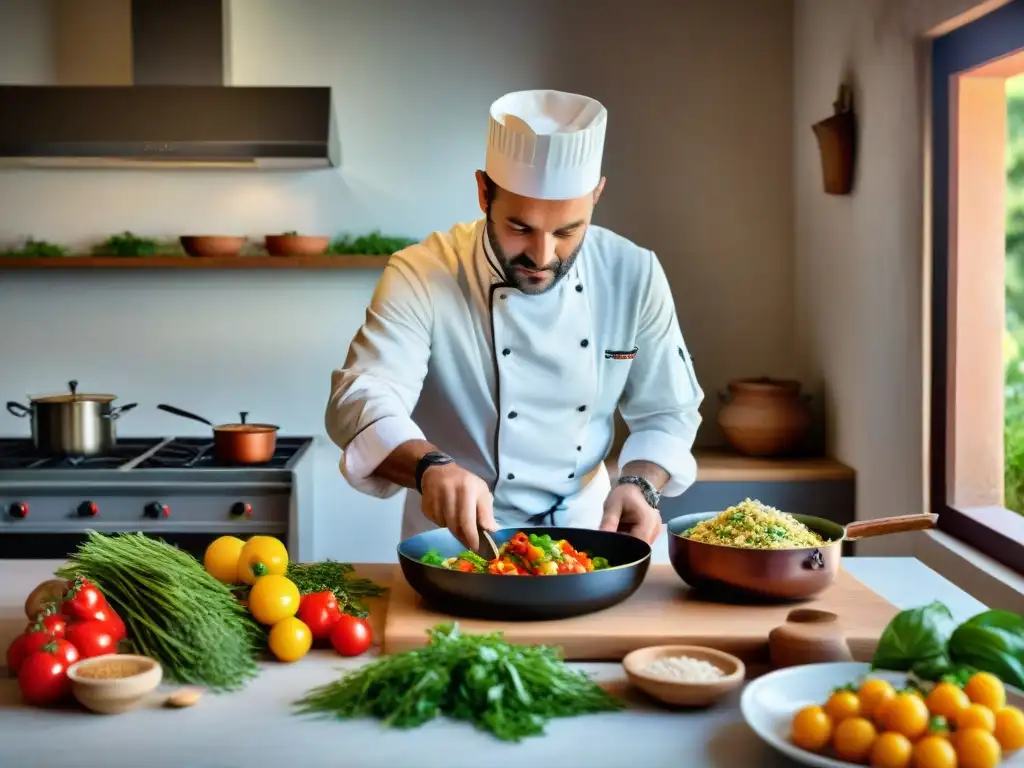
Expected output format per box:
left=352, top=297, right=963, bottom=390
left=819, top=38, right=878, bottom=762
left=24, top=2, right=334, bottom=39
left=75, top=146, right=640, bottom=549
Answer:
left=0, top=437, right=310, bottom=471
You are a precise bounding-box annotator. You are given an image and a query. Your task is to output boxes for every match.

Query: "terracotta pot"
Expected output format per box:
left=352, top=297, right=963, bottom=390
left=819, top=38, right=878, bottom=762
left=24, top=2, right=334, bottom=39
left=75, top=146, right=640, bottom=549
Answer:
left=180, top=236, right=246, bottom=258
left=264, top=234, right=330, bottom=257
left=716, top=377, right=812, bottom=457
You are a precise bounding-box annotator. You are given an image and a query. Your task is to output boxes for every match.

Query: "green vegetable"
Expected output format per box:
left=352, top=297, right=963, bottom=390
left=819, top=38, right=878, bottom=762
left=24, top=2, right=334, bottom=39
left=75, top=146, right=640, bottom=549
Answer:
left=871, top=601, right=956, bottom=672
left=293, top=622, right=622, bottom=741
left=327, top=230, right=417, bottom=256
left=93, top=231, right=159, bottom=257
left=2, top=238, right=68, bottom=257
left=55, top=531, right=262, bottom=691
left=285, top=560, right=387, bottom=619
left=420, top=550, right=446, bottom=567
left=590, top=556, right=610, bottom=570
left=871, top=602, right=1024, bottom=689
left=948, top=610, right=1024, bottom=689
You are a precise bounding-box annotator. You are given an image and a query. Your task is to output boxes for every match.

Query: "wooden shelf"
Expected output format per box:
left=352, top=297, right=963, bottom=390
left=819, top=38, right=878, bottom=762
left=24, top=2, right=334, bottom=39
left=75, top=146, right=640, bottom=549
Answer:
left=606, top=449, right=855, bottom=484
left=0, top=255, right=390, bottom=270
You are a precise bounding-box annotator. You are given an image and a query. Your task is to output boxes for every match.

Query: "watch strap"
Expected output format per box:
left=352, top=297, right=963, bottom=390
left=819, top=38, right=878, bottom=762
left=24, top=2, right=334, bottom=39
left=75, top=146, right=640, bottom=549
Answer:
left=617, top=474, right=662, bottom=509
left=415, top=451, right=454, bottom=494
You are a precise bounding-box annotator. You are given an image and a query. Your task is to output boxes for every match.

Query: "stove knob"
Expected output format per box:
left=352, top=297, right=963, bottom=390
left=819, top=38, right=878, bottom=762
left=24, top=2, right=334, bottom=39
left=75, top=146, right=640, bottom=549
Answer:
left=230, top=502, right=252, bottom=519
left=144, top=502, right=170, bottom=519
left=77, top=501, right=98, bottom=517
left=8, top=501, right=28, bottom=519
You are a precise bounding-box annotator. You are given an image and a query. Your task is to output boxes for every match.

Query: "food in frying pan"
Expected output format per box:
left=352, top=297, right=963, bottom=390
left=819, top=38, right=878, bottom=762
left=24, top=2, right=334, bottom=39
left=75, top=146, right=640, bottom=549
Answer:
left=681, top=498, right=829, bottom=549
left=420, top=531, right=611, bottom=575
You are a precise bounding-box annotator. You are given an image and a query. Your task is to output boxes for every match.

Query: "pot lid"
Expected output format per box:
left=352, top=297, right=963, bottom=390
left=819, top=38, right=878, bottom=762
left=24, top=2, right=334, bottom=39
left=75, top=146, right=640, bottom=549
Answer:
left=216, top=423, right=278, bottom=433
left=29, top=380, right=117, bottom=404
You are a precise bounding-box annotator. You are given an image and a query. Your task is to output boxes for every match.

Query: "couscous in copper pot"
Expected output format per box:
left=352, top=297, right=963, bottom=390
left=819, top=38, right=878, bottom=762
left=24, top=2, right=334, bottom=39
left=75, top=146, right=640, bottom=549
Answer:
left=666, top=512, right=937, bottom=602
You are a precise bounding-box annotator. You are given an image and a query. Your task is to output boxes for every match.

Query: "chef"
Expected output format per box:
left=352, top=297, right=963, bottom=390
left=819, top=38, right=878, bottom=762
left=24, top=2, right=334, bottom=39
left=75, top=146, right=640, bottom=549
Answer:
left=326, top=89, right=704, bottom=551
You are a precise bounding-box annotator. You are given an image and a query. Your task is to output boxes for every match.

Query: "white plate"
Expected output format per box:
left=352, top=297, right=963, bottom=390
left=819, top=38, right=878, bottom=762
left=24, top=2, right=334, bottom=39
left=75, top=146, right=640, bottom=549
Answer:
left=740, top=662, right=1024, bottom=767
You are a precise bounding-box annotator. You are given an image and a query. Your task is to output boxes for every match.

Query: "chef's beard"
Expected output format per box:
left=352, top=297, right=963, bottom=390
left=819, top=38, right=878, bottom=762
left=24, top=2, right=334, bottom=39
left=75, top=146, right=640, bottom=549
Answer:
left=486, top=219, right=583, bottom=295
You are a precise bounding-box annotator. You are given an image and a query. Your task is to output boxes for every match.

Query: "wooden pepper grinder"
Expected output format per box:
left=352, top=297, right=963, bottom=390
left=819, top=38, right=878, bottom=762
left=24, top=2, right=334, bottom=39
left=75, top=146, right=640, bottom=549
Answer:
left=768, top=609, right=854, bottom=669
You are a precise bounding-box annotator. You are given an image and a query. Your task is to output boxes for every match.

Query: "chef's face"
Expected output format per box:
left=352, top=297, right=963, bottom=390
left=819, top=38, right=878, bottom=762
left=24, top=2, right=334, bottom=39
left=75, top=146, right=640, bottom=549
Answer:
left=477, top=170, right=606, bottom=295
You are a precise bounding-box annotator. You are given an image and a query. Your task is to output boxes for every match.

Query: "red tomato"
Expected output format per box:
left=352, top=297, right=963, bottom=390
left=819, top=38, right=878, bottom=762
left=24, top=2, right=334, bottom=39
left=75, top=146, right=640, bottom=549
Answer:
left=61, top=578, right=108, bottom=621
left=65, top=620, right=118, bottom=659
left=296, top=591, right=342, bottom=641
left=330, top=614, right=372, bottom=657
left=47, top=638, right=80, bottom=667
left=18, top=644, right=72, bottom=706
left=26, top=613, right=67, bottom=638
left=6, top=630, right=55, bottom=676
left=93, top=608, right=127, bottom=643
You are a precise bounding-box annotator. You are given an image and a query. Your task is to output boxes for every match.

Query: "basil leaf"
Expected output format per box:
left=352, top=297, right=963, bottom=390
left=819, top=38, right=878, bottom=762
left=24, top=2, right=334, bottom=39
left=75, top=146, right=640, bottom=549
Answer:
left=948, top=610, right=1024, bottom=689
left=911, top=654, right=955, bottom=681
left=871, top=601, right=956, bottom=671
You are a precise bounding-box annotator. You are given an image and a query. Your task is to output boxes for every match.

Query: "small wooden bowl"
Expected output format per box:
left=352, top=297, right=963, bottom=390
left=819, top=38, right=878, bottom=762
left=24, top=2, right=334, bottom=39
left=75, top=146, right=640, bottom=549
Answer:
left=622, top=645, right=745, bottom=708
left=264, top=234, right=330, bottom=257
left=66, top=654, right=162, bottom=715
left=180, top=236, right=246, bottom=258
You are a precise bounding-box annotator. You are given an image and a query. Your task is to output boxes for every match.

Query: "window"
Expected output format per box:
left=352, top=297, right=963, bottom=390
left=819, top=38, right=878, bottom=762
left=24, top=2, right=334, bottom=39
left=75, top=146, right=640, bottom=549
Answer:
left=931, top=0, right=1024, bottom=575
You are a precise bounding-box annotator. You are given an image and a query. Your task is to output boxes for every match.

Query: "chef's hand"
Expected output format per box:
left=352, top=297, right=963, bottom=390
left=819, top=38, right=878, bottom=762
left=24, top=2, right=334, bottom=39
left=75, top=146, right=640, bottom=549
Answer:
left=600, top=484, right=663, bottom=544
left=420, top=462, right=497, bottom=551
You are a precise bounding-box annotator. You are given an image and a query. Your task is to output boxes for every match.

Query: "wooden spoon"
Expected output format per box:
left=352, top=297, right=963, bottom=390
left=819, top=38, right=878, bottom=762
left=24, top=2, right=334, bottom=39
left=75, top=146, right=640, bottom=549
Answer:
left=475, top=524, right=500, bottom=561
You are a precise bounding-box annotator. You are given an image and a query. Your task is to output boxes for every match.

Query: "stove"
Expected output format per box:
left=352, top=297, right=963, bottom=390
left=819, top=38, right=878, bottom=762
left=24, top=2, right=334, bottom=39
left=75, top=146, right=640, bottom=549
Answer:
left=0, top=436, right=316, bottom=561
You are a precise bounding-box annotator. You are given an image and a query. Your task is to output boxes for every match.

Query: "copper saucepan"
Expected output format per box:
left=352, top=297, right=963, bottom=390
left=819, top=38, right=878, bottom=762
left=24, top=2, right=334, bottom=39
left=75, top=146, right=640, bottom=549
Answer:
left=157, top=404, right=278, bottom=465
left=666, top=512, right=937, bottom=601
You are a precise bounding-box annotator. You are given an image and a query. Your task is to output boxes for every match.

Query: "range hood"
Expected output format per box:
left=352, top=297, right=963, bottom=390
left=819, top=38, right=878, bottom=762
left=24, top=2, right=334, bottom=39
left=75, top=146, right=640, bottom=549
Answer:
left=0, top=0, right=339, bottom=170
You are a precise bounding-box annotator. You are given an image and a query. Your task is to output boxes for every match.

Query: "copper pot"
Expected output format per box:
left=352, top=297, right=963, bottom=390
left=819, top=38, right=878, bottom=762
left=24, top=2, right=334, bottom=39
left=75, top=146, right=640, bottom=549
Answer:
left=666, top=512, right=937, bottom=602
left=156, top=404, right=278, bottom=464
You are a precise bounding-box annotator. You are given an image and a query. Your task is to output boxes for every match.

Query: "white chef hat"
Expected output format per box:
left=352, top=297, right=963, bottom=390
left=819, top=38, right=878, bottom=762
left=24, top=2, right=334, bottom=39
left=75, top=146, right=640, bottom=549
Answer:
left=485, top=89, right=607, bottom=201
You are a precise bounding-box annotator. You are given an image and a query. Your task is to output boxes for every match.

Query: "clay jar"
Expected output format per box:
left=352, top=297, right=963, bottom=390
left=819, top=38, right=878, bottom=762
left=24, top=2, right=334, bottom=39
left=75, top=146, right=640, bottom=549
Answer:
left=716, top=377, right=812, bottom=457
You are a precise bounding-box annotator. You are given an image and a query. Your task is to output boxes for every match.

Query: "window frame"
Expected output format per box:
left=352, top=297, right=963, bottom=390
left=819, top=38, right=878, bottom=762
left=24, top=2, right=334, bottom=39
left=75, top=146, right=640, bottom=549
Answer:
left=931, top=0, right=1024, bottom=576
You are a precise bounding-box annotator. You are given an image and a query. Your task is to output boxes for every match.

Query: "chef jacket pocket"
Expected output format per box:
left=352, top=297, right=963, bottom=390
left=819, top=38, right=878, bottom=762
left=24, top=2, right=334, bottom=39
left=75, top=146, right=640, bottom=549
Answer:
left=604, top=346, right=638, bottom=361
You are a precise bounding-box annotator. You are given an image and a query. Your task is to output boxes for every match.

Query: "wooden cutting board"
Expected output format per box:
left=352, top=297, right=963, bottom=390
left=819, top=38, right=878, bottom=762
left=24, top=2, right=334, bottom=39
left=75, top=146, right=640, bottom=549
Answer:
left=383, top=564, right=898, bottom=662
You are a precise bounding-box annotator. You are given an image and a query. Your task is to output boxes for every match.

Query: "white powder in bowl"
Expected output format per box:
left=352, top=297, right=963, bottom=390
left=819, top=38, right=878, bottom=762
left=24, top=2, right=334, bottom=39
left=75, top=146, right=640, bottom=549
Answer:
left=641, top=655, right=726, bottom=682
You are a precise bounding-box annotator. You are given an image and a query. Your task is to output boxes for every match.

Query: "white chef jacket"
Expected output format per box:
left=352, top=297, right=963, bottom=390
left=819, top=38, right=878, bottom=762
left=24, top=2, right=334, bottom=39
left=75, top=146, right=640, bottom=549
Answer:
left=325, top=217, right=704, bottom=540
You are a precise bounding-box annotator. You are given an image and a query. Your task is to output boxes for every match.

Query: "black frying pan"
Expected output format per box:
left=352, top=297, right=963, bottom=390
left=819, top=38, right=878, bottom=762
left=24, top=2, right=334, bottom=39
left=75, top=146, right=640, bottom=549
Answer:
left=397, top=526, right=652, bottom=621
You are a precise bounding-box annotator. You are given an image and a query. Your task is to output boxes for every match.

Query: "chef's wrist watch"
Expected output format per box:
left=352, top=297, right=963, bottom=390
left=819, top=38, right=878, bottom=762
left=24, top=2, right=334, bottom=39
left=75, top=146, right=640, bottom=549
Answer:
left=415, top=451, right=454, bottom=493
left=617, top=475, right=661, bottom=509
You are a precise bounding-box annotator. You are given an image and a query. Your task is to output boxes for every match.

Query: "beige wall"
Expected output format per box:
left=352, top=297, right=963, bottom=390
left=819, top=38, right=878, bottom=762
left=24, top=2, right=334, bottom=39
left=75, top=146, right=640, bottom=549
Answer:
left=0, top=0, right=794, bottom=562
left=792, top=0, right=1011, bottom=552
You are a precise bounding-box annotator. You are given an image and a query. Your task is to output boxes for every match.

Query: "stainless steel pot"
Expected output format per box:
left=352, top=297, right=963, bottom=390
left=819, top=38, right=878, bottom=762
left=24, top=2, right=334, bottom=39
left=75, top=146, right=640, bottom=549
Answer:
left=6, top=380, right=137, bottom=457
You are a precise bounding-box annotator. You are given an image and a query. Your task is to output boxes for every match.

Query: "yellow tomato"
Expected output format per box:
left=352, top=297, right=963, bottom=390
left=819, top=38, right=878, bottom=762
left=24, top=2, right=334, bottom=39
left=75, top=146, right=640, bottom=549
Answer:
left=268, top=616, right=312, bottom=663
left=926, top=681, right=971, bottom=722
left=868, top=731, right=913, bottom=768
left=954, top=727, right=1002, bottom=768
left=859, top=678, right=897, bottom=720
left=957, top=703, right=996, bottom=733
left=911, top=735, right=958, bottom=768
left=965, top=672, right=1006, bottom=712
left=882, top=692, right=931, bottom=741
left=237, top=535, right=289, bottom=585
left=203, top=535, right=246, bottom=584
left=825, top=690, right=862, bottom=723
left=247, top=574, right=300, bottom=625
left=994, top=705, right=1024, bottom=753
left=791, top=705, right=833, bottom=752
left=833, top=716, right=878, bottom=763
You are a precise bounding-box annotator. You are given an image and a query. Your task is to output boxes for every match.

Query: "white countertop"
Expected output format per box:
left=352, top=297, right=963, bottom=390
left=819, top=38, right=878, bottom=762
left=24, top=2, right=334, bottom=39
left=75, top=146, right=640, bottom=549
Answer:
left=0, top=557, right=989, bottom=768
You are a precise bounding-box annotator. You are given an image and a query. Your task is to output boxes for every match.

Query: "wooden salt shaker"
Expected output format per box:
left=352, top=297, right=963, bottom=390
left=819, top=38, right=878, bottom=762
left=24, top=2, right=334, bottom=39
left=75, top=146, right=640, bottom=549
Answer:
left=768, top=609, right=853, bottom=669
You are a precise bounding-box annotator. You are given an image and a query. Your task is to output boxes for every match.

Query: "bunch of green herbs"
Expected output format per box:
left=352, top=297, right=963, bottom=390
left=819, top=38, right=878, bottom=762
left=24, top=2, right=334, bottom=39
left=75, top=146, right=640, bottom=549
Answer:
left=56, top=531, right=263, bottom=691
left=292, top=622, right=623, bottom=741
left=285, top=560, right=387, bottom=618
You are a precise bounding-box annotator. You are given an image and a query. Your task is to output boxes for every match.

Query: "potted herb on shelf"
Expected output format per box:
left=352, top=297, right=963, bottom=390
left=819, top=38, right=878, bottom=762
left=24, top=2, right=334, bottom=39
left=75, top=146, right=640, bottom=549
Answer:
left=328, top=230, right=417, bottom=256
left=1, top=238, right=69, bottom=258
left=264, top=231, right=330, bottom=257
left=93, top=232, right=162, bottom=257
